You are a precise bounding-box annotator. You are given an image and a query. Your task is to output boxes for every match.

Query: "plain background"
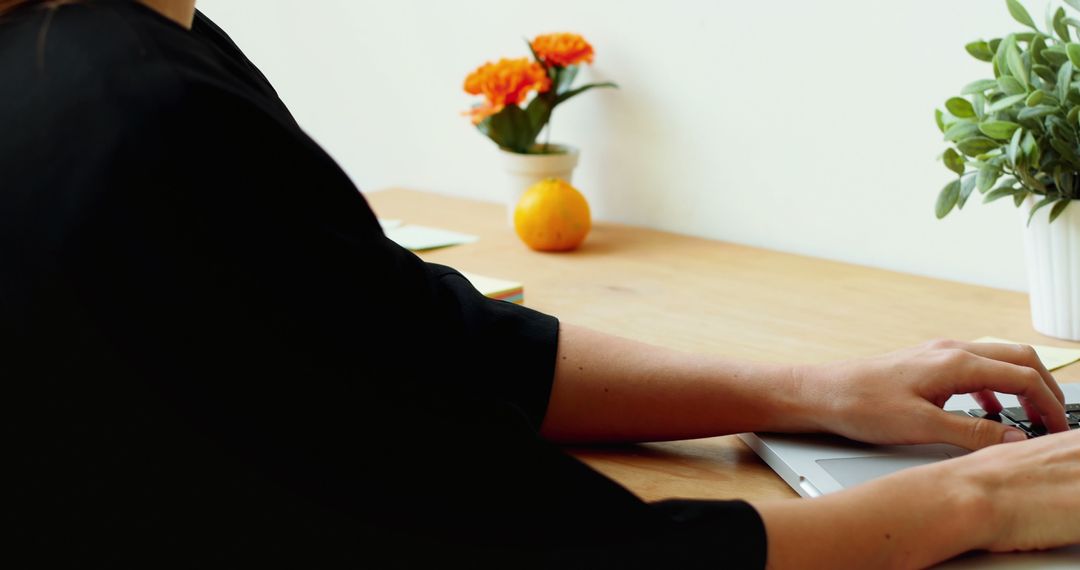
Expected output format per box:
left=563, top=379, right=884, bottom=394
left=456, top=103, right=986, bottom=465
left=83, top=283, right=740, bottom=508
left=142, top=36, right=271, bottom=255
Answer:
left=196, top=0, right=1045, bottom=291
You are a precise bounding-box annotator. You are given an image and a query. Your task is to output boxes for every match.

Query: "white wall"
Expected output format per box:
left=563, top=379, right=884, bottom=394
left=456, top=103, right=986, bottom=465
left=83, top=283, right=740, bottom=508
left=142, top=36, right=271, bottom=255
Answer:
left=197, top=0, right=1043, bottom=291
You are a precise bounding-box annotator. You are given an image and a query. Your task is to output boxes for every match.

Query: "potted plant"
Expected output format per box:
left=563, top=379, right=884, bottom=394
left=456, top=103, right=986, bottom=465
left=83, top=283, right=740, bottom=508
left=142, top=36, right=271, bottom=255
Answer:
left=463, top=33, right=617, bottom=223
left=936, top=0, right=1080, bottom=340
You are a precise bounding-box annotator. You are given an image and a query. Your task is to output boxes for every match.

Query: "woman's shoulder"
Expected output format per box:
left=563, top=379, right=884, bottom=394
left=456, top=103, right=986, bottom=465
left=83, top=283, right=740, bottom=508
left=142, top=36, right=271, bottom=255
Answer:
left=0, top=1, right=276, bottom=127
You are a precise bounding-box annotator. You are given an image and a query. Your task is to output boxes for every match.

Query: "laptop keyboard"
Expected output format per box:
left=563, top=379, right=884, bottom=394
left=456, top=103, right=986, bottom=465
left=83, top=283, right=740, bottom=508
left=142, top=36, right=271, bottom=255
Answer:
left=963, top=403, right=1080, bottom=438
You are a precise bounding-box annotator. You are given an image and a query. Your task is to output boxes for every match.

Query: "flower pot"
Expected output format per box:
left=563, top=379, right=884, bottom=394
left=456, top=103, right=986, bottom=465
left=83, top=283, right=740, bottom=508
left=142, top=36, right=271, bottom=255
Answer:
left=498, top=144, right=580, bottom=225
left=1021, top=195, right=1080, bottom=340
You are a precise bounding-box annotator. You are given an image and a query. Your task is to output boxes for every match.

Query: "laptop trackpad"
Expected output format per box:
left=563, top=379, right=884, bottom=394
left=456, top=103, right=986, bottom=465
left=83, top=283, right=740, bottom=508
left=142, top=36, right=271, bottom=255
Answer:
left=817, top=453, right=951, bottom=488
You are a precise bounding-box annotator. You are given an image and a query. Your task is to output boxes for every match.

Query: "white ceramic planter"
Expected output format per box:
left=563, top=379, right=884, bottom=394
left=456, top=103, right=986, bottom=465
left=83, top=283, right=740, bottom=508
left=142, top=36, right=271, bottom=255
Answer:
left=498, top=144, right=580, bottom=225
left=1021, top=195, right=1080, bottom=340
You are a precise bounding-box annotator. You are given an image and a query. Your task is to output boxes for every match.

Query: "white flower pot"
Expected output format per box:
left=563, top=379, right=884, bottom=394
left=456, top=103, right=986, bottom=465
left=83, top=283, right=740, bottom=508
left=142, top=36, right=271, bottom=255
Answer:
left=498, top=144, right=580, bottom=225
left=1021, top=195, right=1080, bottom=340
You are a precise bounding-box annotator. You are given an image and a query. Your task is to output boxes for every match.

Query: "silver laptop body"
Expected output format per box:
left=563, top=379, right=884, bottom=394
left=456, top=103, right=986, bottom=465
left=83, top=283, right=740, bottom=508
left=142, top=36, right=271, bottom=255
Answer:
left=739, top=383, right=1080, bottom=567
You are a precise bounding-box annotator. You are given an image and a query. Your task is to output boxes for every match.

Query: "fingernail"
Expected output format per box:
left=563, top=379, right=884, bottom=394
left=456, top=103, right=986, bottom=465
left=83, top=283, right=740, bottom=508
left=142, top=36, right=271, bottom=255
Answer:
left=1003, top=430, right=1027, bottom=444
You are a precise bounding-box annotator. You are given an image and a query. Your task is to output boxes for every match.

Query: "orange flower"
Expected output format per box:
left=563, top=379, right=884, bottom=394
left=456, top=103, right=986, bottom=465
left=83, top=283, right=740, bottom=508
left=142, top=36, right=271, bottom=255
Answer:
left=530, top=33, right=595, bottom=67
left=463, top=58, right=551, bottom=124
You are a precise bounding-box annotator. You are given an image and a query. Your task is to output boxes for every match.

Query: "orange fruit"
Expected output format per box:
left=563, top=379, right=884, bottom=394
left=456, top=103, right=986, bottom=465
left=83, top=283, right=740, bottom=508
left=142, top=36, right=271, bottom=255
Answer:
left=513, top=178, right=591, bottom=251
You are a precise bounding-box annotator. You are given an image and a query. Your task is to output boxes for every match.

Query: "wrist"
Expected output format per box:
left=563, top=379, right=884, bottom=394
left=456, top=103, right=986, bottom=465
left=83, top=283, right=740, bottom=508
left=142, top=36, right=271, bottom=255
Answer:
left=786, top=362, right=832, bottom=433
left=756, top=462, right=990, bottom=569
left=931, top=453, right=1001, bottom=552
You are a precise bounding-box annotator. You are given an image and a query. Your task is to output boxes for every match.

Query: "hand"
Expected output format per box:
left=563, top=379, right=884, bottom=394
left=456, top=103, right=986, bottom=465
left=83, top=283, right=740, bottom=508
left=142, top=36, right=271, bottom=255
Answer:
left=754, top=430, right=1080, bottom=568
left=797, top=339, right=1068, bottom=450
left=947, top=429, right=1080, bottom=552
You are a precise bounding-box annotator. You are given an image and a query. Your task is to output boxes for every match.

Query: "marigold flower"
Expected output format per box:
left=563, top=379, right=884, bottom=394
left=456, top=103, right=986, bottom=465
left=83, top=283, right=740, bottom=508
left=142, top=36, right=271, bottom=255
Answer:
left=463, top=58, right=551, bottom=124
left=530, top=33, right=594, bottom=67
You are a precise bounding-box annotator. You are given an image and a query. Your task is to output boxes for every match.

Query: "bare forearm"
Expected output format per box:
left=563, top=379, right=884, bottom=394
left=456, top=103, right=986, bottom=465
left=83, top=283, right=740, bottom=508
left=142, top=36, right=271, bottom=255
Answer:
left=539, top=323, right=817, bottom=443
left=753, top=461, right=987, bottom=569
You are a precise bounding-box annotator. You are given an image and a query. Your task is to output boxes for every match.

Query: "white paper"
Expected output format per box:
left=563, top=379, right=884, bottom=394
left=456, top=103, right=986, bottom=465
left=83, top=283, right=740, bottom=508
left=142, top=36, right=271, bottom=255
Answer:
left=384, top=224, right=478, bottom=251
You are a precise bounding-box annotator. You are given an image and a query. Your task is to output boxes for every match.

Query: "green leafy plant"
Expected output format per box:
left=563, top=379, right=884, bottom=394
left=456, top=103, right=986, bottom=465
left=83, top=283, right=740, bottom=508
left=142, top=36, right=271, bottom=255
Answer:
left=936, top=0, right=1080, bottom=224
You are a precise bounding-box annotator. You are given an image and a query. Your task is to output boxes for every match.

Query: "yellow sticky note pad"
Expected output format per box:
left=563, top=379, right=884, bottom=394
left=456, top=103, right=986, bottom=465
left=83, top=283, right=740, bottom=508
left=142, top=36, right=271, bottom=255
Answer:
left=973, top=337, right=1080, bottom=371
left=460, top=272, right=524, bottom=305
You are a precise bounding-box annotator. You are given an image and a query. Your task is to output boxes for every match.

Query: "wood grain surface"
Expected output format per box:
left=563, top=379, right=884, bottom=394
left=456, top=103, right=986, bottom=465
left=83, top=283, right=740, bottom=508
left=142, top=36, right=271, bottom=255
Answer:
left=366, top=188, right=1080, bottom=502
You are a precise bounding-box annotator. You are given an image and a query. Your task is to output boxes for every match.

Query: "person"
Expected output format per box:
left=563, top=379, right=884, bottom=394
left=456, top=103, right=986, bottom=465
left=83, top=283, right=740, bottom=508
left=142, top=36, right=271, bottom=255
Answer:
left=3, top=0, right=1080, bottom=567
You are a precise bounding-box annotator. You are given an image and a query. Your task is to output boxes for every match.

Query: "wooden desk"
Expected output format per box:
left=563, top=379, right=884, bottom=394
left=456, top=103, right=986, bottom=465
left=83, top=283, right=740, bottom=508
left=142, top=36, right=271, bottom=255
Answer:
left=366, top=188, right=1080, bottom=503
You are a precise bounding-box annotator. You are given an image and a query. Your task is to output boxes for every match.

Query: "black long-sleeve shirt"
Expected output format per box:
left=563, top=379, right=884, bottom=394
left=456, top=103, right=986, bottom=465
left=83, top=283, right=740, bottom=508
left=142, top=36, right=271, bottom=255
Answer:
left=1, top=1, right=767, bottom=567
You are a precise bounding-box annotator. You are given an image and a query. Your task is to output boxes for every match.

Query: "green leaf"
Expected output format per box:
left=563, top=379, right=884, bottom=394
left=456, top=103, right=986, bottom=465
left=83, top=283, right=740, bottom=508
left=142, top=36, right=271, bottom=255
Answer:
left=1058, top=60, right=1074, bottom=102
left=1022, top=130, right=1040, bottom=168
left=1025, top=90, right=1045, bottom=106
left=1050, top=116, right=1077, bottom=144
left=984, top=184, right=1018, bottom=203
left=524, top=37, right=543, bottom=66
left=998, top=75, right=1026, bottom=95
left=962, top=79, right=1000, bottom=94
left=1067, top=0, right=1080, bottom=13
left=1007, top=41, right=1029, bottom=88
left=484, top=104, right=538, bottom=153
left=958, top=136, right=1002, bottom=156
left=1034, top=91, right=1060, bottom=106
left=966, top=40, right=995, bottom=62
left=1051, top=136, right=1080, bottom=164
left=553, top=81, right=619, bottom=106
left=959, top=174, right=978, bottom=209
left=979, top=120, right=1022, bottom=139
left=1033, top=63, right=1057, bottom=84
left=1009, top=126, right=1024, bottom=165
left=1050, top=198, right=1072, bottom=222
left=1028, top=194, right=1057, bottom=225
left=1044, top=46, right=1070, bottom=66
left=1033, top=34, right=1048, bottom=65
left=944, top=148, right=965, bottom=175
left=1068, top=43, right=1080, bottom=68
left=1056, top=7, right=1071, bottom=42
left=944, top=121, right=980, bottom=142
left=977, top=162, right=1001, bottom=191
left=524, top=96, right=553, bottom=138
left=1070, top=106, right=1080, bottom=125
left=987, top=93, right=1028, bottom=112
left=1007, top=0, right=1038, bottom=30
left=1018, top=166, right=1049, bottom=192
left=935, top=109, right=946, bottom=133
left=989, top=176, right=1018, bottom=194
left=967, top=40, right=989, bottom=63
left=556, top=65, right=579, bottom=95
left=1015, top=191, right=1029, bottom=207
left=936, top=179, right=961, bottom=218
left=973, top=93, right=987, bottom=120
left=947, top=97, right=975, bottom=117
left=1017, top=105, right=1059, bottom=120
left=1053, top=165, right=1075, bottom=198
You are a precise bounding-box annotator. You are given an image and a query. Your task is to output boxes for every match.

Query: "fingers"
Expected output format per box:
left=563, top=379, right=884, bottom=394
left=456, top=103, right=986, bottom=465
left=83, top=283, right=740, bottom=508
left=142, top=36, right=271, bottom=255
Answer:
left=941, top=351, right=1068, bottom=434
left=952, top=341, right=1065, bottom=405
left=971, top=389, right=1003, bottom=415
left=1018, top=396, right=1046, bottom=428
left=935, top=407, right=1029, bottom=450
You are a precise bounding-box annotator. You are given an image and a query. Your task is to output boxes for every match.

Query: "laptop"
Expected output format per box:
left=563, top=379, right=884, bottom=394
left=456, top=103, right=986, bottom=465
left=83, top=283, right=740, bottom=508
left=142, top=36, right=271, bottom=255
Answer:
left=739, top=383, right=1080, bottom=568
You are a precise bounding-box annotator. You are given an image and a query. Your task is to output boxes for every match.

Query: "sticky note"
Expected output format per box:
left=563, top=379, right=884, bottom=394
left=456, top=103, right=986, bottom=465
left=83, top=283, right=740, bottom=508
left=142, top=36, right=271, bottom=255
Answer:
left=385, top=225, right=478, bottom=251
left=973, top=337, right=1080, bottom=371
left=460, top=272, right=523, bottom=305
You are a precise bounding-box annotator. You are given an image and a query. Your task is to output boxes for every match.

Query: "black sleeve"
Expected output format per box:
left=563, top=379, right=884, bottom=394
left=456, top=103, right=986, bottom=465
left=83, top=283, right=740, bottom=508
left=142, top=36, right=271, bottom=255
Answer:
left=51, top=54, right=767, bottom=569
